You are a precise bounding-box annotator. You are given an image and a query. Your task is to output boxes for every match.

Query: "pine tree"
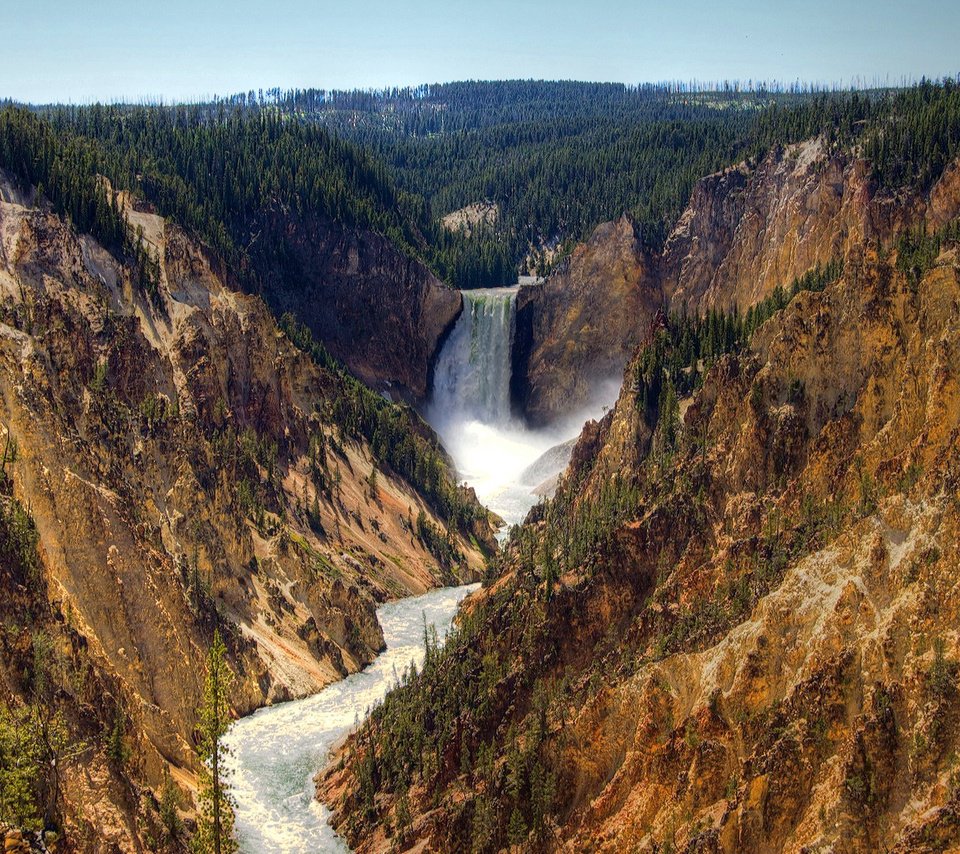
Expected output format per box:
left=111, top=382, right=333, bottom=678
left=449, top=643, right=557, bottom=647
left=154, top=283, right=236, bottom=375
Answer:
left=160, top=770, right=183, bottom=840
left=106, top=708, right=129, bottom=768
left=192, top=630, right=238, bottom=854
left=0, top=704, right=43, bottom=831
left=508, top=805, right=528, bottom=847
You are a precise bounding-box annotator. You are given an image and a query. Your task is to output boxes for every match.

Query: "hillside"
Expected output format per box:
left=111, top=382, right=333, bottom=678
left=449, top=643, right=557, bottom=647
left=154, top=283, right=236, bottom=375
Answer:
left=0, top=170, right=492, bottom=850
left=514, top=110, right=960, bottom=424
left=320, top=145, right=960, bottom=852
left=0, top=106, right=462, bottom=402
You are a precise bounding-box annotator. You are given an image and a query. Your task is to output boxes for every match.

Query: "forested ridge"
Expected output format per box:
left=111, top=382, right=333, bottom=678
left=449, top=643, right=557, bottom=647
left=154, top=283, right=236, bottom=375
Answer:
left=3, top=78, right=959, bottom=291
left=268, top=78, right=960, bottom=279
left=1, top=105, right=426, bottom=285
left=0, top=105, right=488, bottom=545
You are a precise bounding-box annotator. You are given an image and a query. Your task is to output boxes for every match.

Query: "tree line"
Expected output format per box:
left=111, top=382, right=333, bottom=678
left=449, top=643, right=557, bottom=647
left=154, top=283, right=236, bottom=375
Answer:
left=5, top=79, right=959, bottom=294
left=270, top=78, right=960, bottom=281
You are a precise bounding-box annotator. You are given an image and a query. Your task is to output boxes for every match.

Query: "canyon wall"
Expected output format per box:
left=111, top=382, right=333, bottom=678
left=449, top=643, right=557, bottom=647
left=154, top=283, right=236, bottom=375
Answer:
left=0, top=177, right=489, bottom=850
left=513, top=139, right=960, bottom=424
left=253, top=214, right=462, bottom=402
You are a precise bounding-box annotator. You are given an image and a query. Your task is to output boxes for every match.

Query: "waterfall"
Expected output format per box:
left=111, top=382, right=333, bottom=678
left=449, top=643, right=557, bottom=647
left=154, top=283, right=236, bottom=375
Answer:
left=424, top=283, right=587, bottom=530
left=429, top=287, right=518, bottom=428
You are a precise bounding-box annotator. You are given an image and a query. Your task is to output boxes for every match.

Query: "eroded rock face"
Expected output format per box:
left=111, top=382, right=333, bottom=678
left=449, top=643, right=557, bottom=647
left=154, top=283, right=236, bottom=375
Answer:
left=0, top=182, right=488, bottom=850
left=322, top=244, right=960, bottom=853
left=544, top=251, right=960, bottom=852
left=513, top=215, right=661, bottom=426
left=661, top=138, right=921, bottom=310
left=514, top=141, right=960, bottom=425
left=254, top=214, right=462, bottom=402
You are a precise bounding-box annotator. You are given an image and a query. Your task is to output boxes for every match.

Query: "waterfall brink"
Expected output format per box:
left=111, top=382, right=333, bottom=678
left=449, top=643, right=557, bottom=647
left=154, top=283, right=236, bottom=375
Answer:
left=424, top=284, right=596, bottom=530
left=429, top=287, right=518, bottom=428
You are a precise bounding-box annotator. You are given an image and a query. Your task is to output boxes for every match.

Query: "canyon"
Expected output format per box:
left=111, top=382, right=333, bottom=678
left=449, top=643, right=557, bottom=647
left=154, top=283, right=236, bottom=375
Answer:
left=0, top=173, right=491, bottom=849
left=320, top=139, right=960, bottom=853
left=1, top=80, right=960, bottom=854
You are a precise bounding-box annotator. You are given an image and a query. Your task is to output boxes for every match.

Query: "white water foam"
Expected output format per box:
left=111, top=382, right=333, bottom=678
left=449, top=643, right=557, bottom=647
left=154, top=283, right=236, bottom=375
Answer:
left=223, top=583, right=479, bottom=853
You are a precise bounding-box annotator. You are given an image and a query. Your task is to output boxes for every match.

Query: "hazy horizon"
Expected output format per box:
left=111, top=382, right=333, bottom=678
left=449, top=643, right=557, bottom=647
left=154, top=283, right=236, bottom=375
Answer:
left=4, top=74, right=955, bottom=109
left=3, top=0, right=959, bottom=104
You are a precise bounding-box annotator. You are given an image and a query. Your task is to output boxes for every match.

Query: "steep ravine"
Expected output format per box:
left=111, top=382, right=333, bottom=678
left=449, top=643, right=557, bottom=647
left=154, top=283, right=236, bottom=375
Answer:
left=0, top=175, right=492, bottom=850
left=321, top=152, right=960, bottom=852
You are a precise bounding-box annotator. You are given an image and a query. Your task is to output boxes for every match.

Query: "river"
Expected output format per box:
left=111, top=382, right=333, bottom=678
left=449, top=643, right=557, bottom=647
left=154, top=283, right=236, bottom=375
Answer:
left=223, top=583, right=479, bottom=853
left=224, top=284, right=609, bottom=851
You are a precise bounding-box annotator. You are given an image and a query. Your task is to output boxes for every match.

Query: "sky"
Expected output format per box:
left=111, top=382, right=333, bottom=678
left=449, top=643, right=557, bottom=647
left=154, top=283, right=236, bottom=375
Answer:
left=2, top=0, right=958, bottom=103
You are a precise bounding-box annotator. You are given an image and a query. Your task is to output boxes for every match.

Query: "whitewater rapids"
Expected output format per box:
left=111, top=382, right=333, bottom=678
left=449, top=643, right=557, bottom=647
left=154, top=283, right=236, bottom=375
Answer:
left=224, top=286, right=615, bottom=852
left=223, top=584, right=479, bottom=853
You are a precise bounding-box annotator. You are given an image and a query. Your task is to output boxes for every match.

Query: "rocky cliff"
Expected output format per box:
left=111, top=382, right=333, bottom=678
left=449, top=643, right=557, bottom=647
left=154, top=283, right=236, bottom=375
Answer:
left=528, top=240, right=960, bottom=853
left=512, top=216, right=660, bottom=426
left=0, top=175, right=491, bottom=851
left=514, top=139, right=960, bottom=424
left=255, top=213, right=462, bottom=402
left=322, top=199, right=960, bottom=851
left=660, top=137, right=921, bottom=310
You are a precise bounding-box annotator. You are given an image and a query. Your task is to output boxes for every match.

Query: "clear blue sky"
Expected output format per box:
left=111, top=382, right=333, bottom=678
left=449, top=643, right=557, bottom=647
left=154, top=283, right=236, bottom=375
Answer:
left=2, top=0, right=958, bottom=103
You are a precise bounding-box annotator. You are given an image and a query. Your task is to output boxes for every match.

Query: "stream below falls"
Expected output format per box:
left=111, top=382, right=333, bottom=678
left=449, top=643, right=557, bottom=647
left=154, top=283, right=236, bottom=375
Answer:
left=223, top=583, right=479, bottom=853
left=225, top=285, right=616, bottom=851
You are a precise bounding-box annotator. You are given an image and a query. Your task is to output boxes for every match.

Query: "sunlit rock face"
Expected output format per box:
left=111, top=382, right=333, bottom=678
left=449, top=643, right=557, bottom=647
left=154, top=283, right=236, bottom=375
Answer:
left=512, top=139, right=960, bottom=427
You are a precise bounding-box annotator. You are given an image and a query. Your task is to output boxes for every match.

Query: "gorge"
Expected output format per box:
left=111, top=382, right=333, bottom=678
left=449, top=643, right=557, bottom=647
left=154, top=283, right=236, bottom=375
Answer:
left=1, top=77, right=960, bottom=854
left=226, top=282, right=615, bottom=852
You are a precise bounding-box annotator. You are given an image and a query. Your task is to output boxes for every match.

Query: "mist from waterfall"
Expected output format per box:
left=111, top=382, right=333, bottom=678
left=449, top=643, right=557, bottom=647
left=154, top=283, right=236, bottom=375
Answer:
left=426, top=286, right=616, bottom=529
